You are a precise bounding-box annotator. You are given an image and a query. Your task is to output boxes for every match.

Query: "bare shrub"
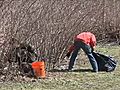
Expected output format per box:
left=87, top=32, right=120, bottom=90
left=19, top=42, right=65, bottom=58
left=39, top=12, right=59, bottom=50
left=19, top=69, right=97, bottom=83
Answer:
left=0, top=0, right=120, bottom=81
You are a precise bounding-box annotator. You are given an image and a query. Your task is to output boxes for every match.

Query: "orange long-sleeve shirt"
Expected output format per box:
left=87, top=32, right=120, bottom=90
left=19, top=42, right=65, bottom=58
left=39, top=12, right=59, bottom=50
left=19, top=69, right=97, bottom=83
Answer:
left=68, top=32, right=96, bottom=53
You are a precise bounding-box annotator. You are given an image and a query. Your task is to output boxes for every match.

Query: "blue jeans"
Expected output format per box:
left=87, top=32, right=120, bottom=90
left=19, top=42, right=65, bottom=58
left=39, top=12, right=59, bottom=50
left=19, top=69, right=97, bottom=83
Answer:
left=68, top=40, right=98, bottom=72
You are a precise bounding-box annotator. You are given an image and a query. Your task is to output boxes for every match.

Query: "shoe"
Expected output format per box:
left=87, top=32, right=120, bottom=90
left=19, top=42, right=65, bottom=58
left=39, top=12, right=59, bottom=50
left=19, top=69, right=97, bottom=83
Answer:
left=67, top=69, right=72, bottom=72
left=91, top=70, right=98, bottom=73
left=67, top=68, right=74, bottom=72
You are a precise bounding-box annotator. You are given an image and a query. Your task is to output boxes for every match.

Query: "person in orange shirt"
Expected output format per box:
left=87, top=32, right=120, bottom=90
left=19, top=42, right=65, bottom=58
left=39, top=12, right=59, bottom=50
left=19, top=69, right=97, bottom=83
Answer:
left=66, top=32, right=98, bottom=72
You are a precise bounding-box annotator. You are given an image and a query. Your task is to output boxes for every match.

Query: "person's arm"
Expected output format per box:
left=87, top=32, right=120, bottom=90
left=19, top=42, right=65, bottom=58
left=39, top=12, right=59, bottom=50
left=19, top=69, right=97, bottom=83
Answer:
left=69, top=45, right=75, bottom=53
left=90, top=34, right=96, bottom=51
left=66, top=45, right=75, bottom=58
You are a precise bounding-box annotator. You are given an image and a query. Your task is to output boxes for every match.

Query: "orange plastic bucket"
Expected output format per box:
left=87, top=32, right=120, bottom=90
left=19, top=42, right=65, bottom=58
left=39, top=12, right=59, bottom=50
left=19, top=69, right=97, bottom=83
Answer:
left=32, top=61, right=46, bottom=78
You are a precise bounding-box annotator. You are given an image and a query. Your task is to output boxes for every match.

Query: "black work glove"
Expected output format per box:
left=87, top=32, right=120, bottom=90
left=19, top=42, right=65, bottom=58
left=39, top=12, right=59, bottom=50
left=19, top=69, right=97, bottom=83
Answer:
left=66, top=52, right=71, bottom=58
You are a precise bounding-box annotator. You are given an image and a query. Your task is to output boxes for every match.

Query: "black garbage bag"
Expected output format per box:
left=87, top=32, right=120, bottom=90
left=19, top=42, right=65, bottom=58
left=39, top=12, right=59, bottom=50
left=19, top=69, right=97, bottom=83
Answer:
left=20, top=62, right=35, bottom=77
left=92, top=52, right=117, bottom=72
left=15, top=43, right=38, bottom=65
left=8, top=43, right=38, bottom=77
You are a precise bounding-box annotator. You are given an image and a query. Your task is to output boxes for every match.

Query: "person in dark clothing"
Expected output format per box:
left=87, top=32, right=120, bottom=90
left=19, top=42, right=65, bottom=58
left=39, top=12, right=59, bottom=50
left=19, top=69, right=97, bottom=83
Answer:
left=66, top=32, right=98, bottom=72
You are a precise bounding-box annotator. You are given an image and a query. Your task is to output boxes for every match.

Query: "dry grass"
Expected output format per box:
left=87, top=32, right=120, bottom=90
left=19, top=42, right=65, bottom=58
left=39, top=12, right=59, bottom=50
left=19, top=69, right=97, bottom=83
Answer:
left=0, top=45, right=119, bottom=90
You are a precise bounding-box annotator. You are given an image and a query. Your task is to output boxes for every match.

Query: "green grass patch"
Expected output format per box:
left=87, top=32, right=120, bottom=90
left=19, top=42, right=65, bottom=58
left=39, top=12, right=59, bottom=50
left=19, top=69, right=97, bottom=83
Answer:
left=0, top=45, right=120, bottom=90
